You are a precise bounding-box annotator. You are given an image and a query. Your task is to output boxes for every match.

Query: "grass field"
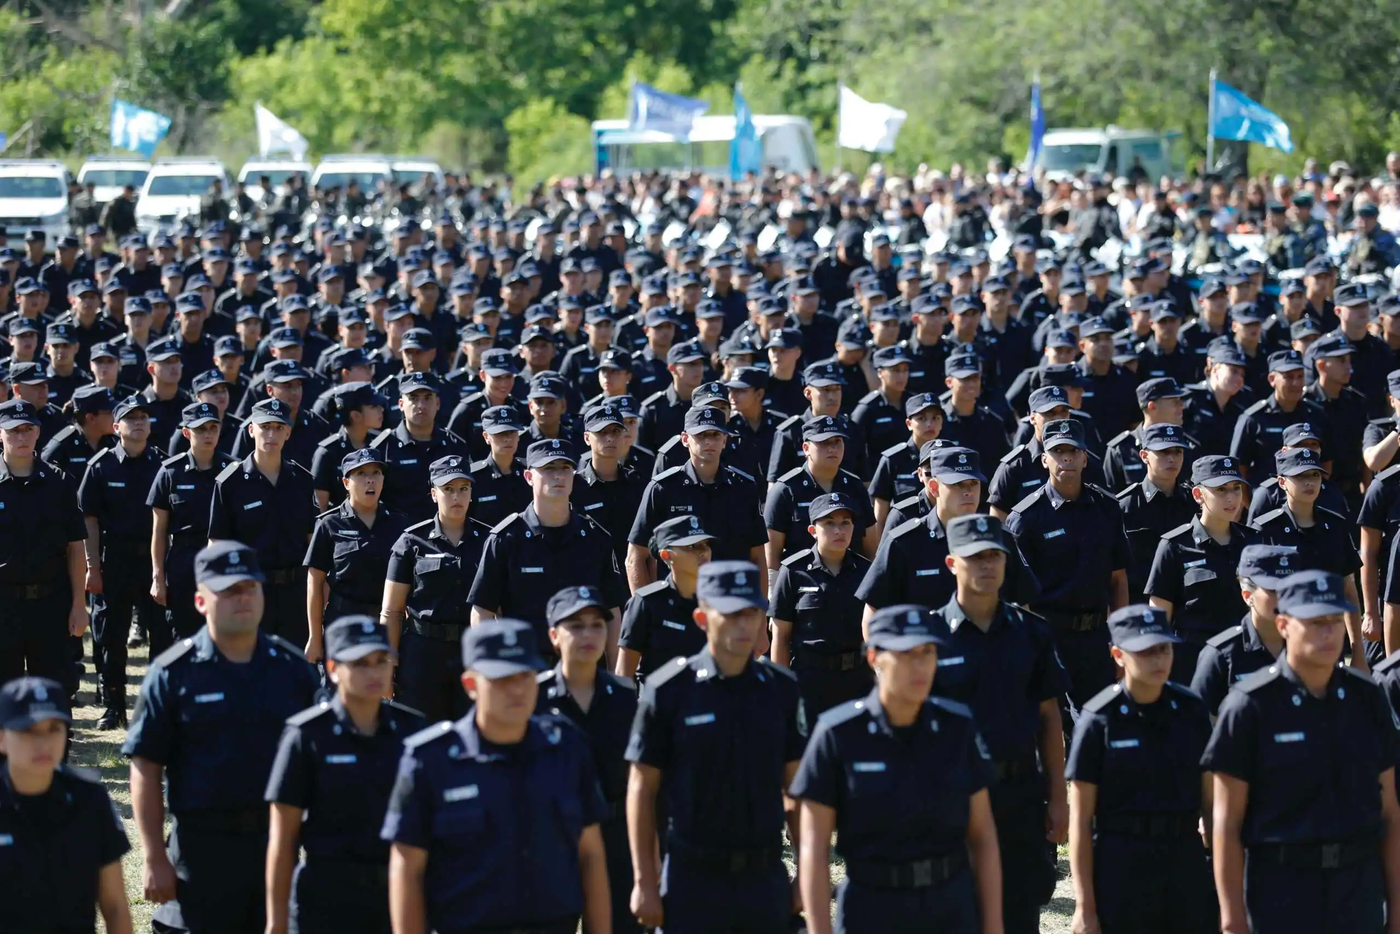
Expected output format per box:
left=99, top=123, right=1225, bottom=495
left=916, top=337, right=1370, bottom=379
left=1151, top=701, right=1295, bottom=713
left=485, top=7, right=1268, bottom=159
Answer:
left=70, top=642, right=1077, bottom=933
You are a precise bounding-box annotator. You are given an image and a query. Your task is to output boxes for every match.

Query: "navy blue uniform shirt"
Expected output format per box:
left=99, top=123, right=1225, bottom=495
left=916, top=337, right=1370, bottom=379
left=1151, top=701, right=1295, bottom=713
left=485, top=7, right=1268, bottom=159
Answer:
left=208, top=455, right=317, bottom=570
left=147, top=450, right=235, bottom=590
left=770, top=547, right=871, bottom=661
left=1003, top=481, right=1130, bottom=616
left=1189, top=614, right=1281, bottom=715
left=369, top=423, right=470, bottom=525
left=629, top=461, right=768, bottom=564
left=386, top=516, right=489, bottom=626
left=764, top=466, right=874, bottom=560
left=304, top=501, right=410, bottom=607
left=536, top=666, right=639, bottom=806
left=617, top=577, right=704, bottom=681
left=0, top=457, right=87, bottom=585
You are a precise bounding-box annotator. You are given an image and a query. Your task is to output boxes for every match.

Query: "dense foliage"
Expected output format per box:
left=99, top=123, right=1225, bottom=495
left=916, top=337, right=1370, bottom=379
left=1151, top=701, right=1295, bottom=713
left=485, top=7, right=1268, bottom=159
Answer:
left=4, top=0, right=1400, bottom=179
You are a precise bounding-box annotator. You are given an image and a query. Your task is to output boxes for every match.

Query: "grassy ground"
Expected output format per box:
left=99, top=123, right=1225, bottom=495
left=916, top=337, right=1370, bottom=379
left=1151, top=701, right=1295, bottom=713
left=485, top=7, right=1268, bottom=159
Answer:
left=71, top=642, right=1076, bottom=933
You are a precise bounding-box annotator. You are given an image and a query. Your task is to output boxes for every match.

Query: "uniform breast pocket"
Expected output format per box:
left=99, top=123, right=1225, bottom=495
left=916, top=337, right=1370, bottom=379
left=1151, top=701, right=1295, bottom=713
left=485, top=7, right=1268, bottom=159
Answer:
left=1100, top=733, right=1151, bottom=786
left=1183, top=566, right=1220, bottom=604
left=414, top=556, right=444, bottom=579
left=432, top=802, right=487, bottom=851
left=552, top=795, right=585, bottom=841
left=844, top=760, right=897, bottom=818
left=166, top=494, right=184, bottom=508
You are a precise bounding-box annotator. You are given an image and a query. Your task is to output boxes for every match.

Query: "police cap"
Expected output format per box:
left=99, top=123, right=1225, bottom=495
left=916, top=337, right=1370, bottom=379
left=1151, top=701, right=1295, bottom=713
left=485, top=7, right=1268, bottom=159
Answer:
left=866, top=605, right=946, bottom=650
left=325, top=616, right=394, bottom=661
left=924, top=445, right=986, bottom=483
left=802, top=414, right=849, bottom=442
left=546, top=586, right=609, bottom=627
left=684, top=406, right=733, bottom=436
left=195, top=541, right=266, bottom=591
left=1276, top=570, right=1357, bottom=619
left=1141, top=423, right=1187, bottom=451
left=181, top=401, right=220, bottom=427
left=1191, top=455, right=1244, bottom=487
left=946, top=513, right=1009, bottom=557
left=339, top=447, right=386, bottom=478
left=526, top=439, right=576, bottom=469
left=461, top=618, right=547, bottom=677
left=1238, top=545, right=1299, bottom=590
left=697, top=560, right=768, bottom=613
left=0, top=398, right=39, bottom=428
left=0, top=677, right=71, bottom=730
left=1107, top=604, right=1180, bottom=651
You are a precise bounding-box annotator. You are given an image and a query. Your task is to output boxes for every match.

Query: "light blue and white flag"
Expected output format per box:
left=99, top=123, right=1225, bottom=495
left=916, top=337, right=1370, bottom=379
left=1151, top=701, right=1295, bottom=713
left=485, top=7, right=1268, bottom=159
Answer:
left=1024, top=82, right=1045, bottom=168
left=1209, top=79, right=1293, bottom=154
left=110, top=99, right=171, bottom=159
left=627, top=81, right=710, bottom=138
left=730, top=85, right=762, bottom=180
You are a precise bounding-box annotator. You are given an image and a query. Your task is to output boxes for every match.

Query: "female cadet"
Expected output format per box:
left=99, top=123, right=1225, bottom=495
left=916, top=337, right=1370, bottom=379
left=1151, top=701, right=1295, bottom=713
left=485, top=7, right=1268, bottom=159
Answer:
left=791, top=604, right=1004, bottom=934
left=1145, top=455, right=1254, bottom=683
left=40, top=383, right=115, bottom=489
left=1066, top=605, right=1217, bottom=934
left=78, top=395, right=166, bottom=728
left=264, top=618, right=425, bottom=934
left=149, top=401, right=234, bottom=640
left=0, top=676, right=133, bottom=934
left=382, top=455, right=489, bottom=723
left=303, top=448, right=408, bottom=664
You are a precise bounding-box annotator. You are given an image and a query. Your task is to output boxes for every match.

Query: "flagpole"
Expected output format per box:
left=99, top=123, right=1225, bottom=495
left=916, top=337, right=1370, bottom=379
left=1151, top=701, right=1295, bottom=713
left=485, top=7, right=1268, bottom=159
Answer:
left=1206, top=68, right=1217, bottom=172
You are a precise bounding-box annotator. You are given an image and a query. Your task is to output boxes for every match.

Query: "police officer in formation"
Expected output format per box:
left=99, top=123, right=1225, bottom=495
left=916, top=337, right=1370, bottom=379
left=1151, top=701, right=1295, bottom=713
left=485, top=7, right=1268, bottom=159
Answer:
left=1190, top=544, right=1294, bottom=715
left=616, top=514, right=714, bottom=681
left=264, top=617, right=424, bottom=934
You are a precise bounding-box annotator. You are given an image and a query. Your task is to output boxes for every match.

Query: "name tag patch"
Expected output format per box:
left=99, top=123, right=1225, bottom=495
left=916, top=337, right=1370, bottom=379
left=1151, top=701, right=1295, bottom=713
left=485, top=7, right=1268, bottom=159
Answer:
left=325, top=754, right=357, bottom=764
left=244, top=500, right=263, bottom=510
left=521, top=566, right=544, bottom=573
left=852, top=762, right=887, bottom=772
left=477, top=495, right=497, bottom=502
left=443, top=784, right=479, bottom=802
left=915, top=568, right=940, bottom=577
left=1109, top=739, right=1140, bottom=749
left=1043, top=528, right=1066, bottom=540
left=397, top=458, right=418, bottom=465
left=1183, top=558, right=1207, bottom=569
left=684, top=712, right=716, bottom=726
left=1274, top=732, right=1306, bottom=743
left=0, top=834, right=11, bottom=846
left=176, top=484, right=196, bottom=490
left=194, top=692, right=224, bottom=703
left=661, top=620, right=687, bottom=631
left=937, top=656, right=965, bottom=666
left=107, top=481, right=126, bottom=488
left=584, top=502, right=604, bottom=510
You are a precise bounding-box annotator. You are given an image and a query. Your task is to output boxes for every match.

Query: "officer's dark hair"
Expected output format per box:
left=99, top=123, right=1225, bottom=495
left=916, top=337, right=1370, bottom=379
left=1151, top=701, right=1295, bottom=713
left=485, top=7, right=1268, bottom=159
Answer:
left=61, top=398, right=103, bottom=427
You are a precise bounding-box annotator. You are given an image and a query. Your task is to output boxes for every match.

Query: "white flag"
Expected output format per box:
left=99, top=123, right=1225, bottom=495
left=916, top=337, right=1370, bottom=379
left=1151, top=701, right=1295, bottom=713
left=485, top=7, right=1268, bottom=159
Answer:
left=255, top=103, right=309, bottom=161
left=838, top=85, right=907, bottom=153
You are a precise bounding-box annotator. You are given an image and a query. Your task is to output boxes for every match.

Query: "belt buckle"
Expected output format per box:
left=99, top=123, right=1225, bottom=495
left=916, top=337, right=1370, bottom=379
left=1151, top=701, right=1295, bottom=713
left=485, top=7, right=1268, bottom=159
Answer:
left=1321, top=844, right=1341, bottom=869
left=910, top=859, right=934, bottom=887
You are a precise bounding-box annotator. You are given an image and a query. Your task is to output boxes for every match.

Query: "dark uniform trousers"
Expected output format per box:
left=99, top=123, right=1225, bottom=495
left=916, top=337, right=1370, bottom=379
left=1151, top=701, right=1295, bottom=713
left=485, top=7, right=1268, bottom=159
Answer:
left=154, top=813, right=269, bottom=934
left=263, top=571, right=310, bottom=650
left=397, top=628, right=470, bottom=725
left=92, top=545, right=164, bottom=709
left=1092, top=830, right=1215, bottom=933
left=660, top=852, right=791, bottom=934
left=289, top=859, right=389, bottom=934
left=835, top=872, right=978, bottom=934
left=1244, top=852, right=1383, bottom=934
left=0, top=585, right=74, bottom=691
left=990, top=771, right=1057, bottom=934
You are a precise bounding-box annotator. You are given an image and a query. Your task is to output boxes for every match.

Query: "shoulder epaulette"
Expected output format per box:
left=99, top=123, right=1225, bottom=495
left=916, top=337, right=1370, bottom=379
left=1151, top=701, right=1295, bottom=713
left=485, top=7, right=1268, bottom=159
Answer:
left=655, top=465, right=685, bottom=482
left=315, top=432, right=344, bottom=449
left=1000, top=443, right=1028, bottom=465
left=1082, top=682, right=1124, bottom=713
left=160, top=452, right=185, bottom=467
left=778, top=465, right=805, bottom=483
left=1375, top=462, right=1400, bottom=484
left=640, top=389, right=668, bottom=407
left=656, top=435, right=683, bottom=453
left=404, top=517, right=435, bottom=535
left=1373, top=650, right=1400, bottom=676
left=881, top=441, right=909, bottom=458
left=1164, top=681, right=1206, bottom=703
left=1337, top=664, right=1380, bottom=687
left=726, top=465, right=755, bottom=482
left=891, top=492, right=923, bottom=513
left=152, top=636, right=198, bottom=668
left=1243, top=397, right=1271, bottom=416
left=1252, top=506, right=1286, bottom=527
left=368, top=430, right=393, bottom=449
left=645, top=655, right=692, bottom=689
left=777, top=413, right=803, bottom=432
left=1206, top=625, right=1244, bottom=649
left=780, top=549, right=810, bottom=568
left=215, top=460, right=242, bottom=482
left=856, top=389, right=881, bottom=405
left=1106, top=429, right=1135, bottom=448
left=887, top=515, right=926, bottom=541
left=315, top=504, right=343, bottom=521
left=927, top=695, right=973, bottom=718
left=404, top=721, right=454, bottom=748
left=385, top=699, right=426, bottom=720
left=1234, top=664, right=1282, bottom=693
left=1162, top=521, right=1193, bottom=540
left=287, top=700, right=335, bottom=726
left=469, top=517, right=493, bottom=534
left=1010, top=485, right=1046, bottom=514
left=490, top=512, right=524, bottom=534
left=634, top=579, right=670, bottom=599
left=266, top=634, right=307, bottom=660
left=816, top=698, right=868, bottom=728
left=757, top=656, right=798, bottom=681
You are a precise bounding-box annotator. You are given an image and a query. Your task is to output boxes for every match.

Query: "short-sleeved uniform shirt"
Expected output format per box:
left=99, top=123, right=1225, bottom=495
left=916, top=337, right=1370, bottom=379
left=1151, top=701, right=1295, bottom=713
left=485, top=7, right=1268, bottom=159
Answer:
left=1145, top=517, right=1254, bottom=640
left=265, top=697, right=426, bottom=862
left=466, top=456, right=531, bottom=529
left=868, top=440, right=923, bottom=505
left=147, top=451, right=235, bottom=591
left=77, top=442, right=165, bottom=562
left=380, top=714, right=608, bottom=931
left=122, top=628, right=320, bottom=813
left=629, top=461, right=768, bottom=564
left=1201, top=661, right=1397, bottom=845
left=618, top=577, right=704, bottom=681
left=770, top=547, right=871, bottom=661
left=763, top=466, right=874, bottom=560
left=309, top=427, right=377, bottom=509
left=0, top=764, right=130, bottom=932
left=570, top=457, right=649, bottom=569
left=1066, top=680, right=1212, bottom=817
left=1229, top=395, right=1330, bottom=481
left=304, top=501, right=410, bottom=609
left=1250, top=505, right=1361, bottom=580
left=1189, top=614, right=1281, bottom=715
left=536, top=666, right=639, bottom=807
left=789, top=689, right=995, bottom=863
left=0, top=458, right=87, bottom=585
left=1004, top=481, right=1130, bottom=617
left=370, top=424, right=471, bottom=525
left=386, top=516, right=490, bottom=627
left=1116, top=479, right=1197, bottom=600
left=625, top=650, right=806, bottom=850
left=208, top=455, right=318, bottom=571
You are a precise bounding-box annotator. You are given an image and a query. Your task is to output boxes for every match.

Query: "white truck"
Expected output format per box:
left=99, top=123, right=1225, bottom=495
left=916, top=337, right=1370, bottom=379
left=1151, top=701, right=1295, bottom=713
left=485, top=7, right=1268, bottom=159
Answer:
left=591, top=115, right=820, bottom=176
left=77, top=156, right=151, bottom=205
left=0, top=159, right=73, bottom=243
left=1036, top=127, right=1182, bottom=183
left=136, top=157, right=232, bottom=237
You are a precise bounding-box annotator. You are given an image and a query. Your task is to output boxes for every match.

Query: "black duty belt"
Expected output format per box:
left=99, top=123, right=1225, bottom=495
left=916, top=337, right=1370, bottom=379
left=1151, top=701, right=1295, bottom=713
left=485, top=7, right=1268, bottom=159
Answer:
left=409, top=619, right=466, bottom=641
left=1095, top=811, right=1199, bottom=838
left=1252, top=841, right=1377, bottom=870
left=302, top=856, right=389, bottom=887
left=1047, top=610, right=1107, bottom=632
left=669, top=839, right=782, bottom=874
left=795, top=651, right=863, bottom=672
left=175, top=808, right=270, bottom=834
left=1, top=581, right=62, bottom=601
left=993, top=757, right=1040, bottom=782
left=845, top=851, right=969, bottom=889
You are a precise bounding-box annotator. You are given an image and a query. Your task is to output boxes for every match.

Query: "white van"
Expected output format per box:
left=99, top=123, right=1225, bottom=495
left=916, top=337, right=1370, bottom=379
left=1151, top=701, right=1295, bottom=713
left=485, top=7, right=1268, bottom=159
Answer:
left=310, top=155, right=394, bottom=197
left=136, top=157, right=231, bottom=237
left=591, top=115, right=820, bottom=176
left=77, top=156, right=151, bottom=205
left=1036, top=127, right=1183, bottom=183
left=237, top=159, right=313, bottom=202
left=0, top=160, right=73, bottom=243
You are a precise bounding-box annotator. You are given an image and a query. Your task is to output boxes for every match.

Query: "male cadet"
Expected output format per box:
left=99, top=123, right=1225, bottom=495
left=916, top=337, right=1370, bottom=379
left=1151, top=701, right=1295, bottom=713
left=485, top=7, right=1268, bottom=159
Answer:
left=559, top=304, right=616, bottom=398
left=768, top=361, right=867, bottom=481
left=9, top=362, right=68, bottom=450
left=1004, top=418, right=1130, bottom=719
left=990, top=385, right=1108, bottom=519
left=1203, top=570, right=1400, bottom=934
left=370, top=371, right=470, bottom=524
left=1190, top=544, right=1293, bottom=715
left=1101, top=377, right=1194, bottom=492
left=1364, top=370, right=1400, bottom=476
left=1304, top=329, right=1368, bottom=515
left=1136, top=299, right=1199, bottom=386
left=571, top=401, right=648, bottom=570
left=939, top=349, right=1012, bottom=466
left=869, top=391, right=944, bottom=535
left=0, top=398, right=89, bottom=688
left=447, top=347, right=525, bottom=460
left=382, top=618, right=612, bottom=934
left=123, top=542, right=318, bottom=934
left=927, top=513, right=1069, bottom=934
left=44, top=322, right=93, bottom=405
left=536, top=585, right=643, bottom=934
left=1246, top=421, right=1349, bottom=524
left=1327, top=282, right=1394, bottom=419
left=769, top=492, right=874, bottom=717
left=139, top=338, right=194, bottom=442
left=1230, top=349, right=1330, bottom=482
left=624, top=560, right=805, bottom=933
left=627, top=405, right=769, bottom=593
left=724, top=365, right=786, bottom=484
left=468, top=439, right=629, bottom=652
left=616, top=515, right=715, bottom=682
left=850, top=344, right=914, bottom=467
left=764, top=415, right=879, bottom=568
left=639, top=338, right=706, bottom=453
left=1115, top=422, right=1196, bottom=601
left=208, top=398, right=317, bottom=650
